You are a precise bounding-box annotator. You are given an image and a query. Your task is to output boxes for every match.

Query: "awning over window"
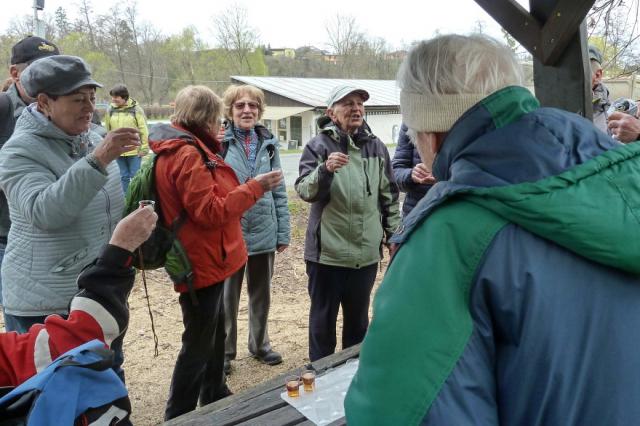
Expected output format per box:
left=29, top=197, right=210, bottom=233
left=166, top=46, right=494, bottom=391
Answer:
left=262, top=106, right=313, bottom=120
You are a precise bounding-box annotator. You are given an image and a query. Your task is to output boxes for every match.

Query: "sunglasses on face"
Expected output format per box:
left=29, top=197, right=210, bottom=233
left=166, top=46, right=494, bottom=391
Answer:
left=233, top=101, right=259, bottom=110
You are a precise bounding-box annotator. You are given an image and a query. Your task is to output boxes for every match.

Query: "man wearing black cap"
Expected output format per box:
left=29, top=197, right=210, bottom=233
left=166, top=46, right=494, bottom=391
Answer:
left=0, top=36, right=59, bottom=311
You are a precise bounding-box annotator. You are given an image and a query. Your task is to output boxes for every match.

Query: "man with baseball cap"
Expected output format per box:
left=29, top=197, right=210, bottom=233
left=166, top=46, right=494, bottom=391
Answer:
left=0, top=36, right=59, bottom=311
left=295, top=84, right=400, bottom=361
left=589, top=44, right=611, bottom=133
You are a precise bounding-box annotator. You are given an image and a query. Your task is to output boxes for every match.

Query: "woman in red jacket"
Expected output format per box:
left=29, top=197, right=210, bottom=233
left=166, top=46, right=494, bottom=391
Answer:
left=149, top=85, right=283, bottom=420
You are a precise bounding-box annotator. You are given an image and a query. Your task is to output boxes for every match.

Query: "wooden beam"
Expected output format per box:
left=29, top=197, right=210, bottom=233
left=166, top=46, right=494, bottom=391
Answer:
left=474, top=0, right=541, bottom=56
left=538, top=0, right=595, bottom=64
left=475, top=0, right=596, bottom=66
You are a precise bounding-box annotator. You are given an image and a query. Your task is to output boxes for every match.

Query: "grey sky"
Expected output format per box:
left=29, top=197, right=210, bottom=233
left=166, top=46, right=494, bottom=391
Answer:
left=2, top=0, right=527, bottom=50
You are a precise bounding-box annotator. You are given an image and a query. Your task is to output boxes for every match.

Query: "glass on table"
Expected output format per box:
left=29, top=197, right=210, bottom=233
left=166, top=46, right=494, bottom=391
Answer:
left=285, top=376, right=301, bottom=398
left=301, top=369, right=316, bottom=392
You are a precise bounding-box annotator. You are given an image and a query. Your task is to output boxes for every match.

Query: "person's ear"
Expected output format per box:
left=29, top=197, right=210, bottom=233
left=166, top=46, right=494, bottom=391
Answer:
left=596, top=68, right=603, bottom=80
left=37, top=93, right=52, bottom=117
left=9, top=65, right=19, bottom=82
left=326, top=108, right=335, bottom=121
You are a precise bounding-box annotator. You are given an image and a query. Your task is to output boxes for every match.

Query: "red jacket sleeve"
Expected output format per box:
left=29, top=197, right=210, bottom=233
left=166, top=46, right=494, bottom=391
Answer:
left=0, top=245, right=135, bottom=387
left=172, top=146, right=264, bottom=229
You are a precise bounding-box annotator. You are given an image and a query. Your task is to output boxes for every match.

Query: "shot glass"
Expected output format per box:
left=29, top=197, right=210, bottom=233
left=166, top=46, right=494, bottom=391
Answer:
left=301, top=370, right=316, bottom=392
left=285, top=376, right=301, bottom=398
left=138, top=200, right=155, bottom=210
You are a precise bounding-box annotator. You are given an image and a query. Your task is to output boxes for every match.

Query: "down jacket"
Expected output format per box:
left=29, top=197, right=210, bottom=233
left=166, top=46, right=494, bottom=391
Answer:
left=150, top=124, right=264, bottom=292
left=0, top=106, right=123, bottom=317
left=347, top=86, right=640, bottom=425
left=222, top=124, right=290, bottom=255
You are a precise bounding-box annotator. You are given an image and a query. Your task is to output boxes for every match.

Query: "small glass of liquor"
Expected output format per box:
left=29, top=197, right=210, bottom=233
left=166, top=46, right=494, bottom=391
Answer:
left=138, top=200, right=155, bottom=210
left=301, top=370, right=316, bottom=392
left=285, top=376, right=301, bottom=398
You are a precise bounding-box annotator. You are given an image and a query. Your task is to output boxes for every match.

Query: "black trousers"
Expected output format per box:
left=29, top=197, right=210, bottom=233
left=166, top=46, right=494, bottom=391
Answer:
left=306, top=261, right=377, bottom=362
left=164, top=283, right=227, bottom=420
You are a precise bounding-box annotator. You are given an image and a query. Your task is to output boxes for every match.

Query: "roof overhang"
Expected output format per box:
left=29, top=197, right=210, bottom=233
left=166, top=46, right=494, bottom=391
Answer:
left=262, top=106, right=313, bottom=120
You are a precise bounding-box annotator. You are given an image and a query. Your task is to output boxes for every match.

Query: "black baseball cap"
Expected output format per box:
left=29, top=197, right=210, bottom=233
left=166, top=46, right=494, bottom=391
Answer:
left=11, top=36, right=60, bottom=65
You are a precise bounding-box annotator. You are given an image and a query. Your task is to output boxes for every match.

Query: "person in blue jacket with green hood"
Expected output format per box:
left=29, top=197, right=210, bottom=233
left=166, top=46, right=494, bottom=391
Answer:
left=346, top=34, right=640, bottom=425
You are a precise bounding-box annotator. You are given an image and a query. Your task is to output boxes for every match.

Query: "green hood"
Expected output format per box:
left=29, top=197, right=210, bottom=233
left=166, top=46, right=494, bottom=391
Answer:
left=465, top=142, right=640, bottom=274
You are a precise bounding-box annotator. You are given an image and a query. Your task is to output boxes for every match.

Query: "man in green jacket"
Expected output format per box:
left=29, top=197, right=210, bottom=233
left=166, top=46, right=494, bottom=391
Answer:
left=295, top=85, right=400, bottom=361
left=105, top=84, right=149, bottom=194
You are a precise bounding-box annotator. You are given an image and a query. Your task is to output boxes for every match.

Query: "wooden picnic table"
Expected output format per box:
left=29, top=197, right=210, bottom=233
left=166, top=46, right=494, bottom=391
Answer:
left=165, top=344, right=360, bottom=425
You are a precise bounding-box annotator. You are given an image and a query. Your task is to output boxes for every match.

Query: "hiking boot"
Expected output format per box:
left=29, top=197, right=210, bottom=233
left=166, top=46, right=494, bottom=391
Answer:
left=223, top=358, right=231, bottom=375
left=252, top=349, right=283, bottom=366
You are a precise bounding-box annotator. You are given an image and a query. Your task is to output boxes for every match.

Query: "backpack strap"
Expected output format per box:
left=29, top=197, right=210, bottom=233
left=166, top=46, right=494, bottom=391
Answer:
left=108, top=105, right=139, bottom=128
left=220, top=140, right=229, bottom=159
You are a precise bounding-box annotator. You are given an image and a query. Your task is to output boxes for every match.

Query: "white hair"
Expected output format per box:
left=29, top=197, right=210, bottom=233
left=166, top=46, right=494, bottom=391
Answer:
left=398, top=34, right=523, bottom=99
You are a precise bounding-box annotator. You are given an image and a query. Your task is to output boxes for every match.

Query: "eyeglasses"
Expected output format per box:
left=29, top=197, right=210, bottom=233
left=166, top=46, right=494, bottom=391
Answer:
left=233, top=101, right=259, bottom=110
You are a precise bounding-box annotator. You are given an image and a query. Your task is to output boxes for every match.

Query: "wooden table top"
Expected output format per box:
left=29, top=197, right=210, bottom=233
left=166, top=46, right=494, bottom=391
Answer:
left=165, top=345, right=360, bottom=425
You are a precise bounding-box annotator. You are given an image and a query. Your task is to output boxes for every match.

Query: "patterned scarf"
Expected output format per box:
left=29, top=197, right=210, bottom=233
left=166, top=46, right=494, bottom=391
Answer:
left=233, top=126, right=259, bottom=174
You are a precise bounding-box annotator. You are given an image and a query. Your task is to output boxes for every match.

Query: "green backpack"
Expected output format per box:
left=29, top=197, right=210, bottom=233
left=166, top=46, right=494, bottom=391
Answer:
left=124, top=140, right=215, bottom=305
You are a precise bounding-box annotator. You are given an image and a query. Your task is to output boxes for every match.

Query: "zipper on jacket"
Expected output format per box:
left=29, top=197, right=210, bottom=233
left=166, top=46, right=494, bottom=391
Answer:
left=363, top=163, right=372, bottom=196
left=102, top=187, right=113, bottom=234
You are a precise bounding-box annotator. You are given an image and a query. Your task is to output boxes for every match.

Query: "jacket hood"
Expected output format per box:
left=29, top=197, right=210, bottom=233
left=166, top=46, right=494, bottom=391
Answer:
left=395, top=86, right=640, bottom=273
left=13, top=105, right=98, bottom=157
left=149, top=123, right=197, bottom=155
left=6, top=83, right=28, bottom=119
left=223, top=122, right=276, bottom=143
left=316, top=115, right=376, bottom=144
left=110, top=98, right=137, bottom=109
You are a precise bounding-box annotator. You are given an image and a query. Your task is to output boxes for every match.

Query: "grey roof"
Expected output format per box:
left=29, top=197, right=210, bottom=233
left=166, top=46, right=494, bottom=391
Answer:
left=231, top=76, right=399, bottom=108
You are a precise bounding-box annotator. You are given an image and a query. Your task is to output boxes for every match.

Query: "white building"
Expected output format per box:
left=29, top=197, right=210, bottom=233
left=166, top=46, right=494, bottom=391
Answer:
left=231, top=76, right=402, bottom=148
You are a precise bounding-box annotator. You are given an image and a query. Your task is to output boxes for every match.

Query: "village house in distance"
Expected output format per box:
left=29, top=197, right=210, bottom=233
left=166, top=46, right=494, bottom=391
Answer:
left=230, top=76, right=402, bottom=148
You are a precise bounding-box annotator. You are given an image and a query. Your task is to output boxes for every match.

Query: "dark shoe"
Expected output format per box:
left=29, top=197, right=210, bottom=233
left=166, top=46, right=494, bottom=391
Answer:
left=253, top=349, right=283, bottom=366
left=223, top=358, right=231, bottom=375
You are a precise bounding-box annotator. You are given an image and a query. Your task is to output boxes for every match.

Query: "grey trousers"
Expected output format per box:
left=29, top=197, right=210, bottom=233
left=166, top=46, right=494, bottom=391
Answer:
left=223, top=251, right=275, bottom=359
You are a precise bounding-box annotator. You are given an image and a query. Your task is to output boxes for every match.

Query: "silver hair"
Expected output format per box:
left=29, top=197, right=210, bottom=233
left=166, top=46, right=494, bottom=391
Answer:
left=397, top=34, right=523, bottom=100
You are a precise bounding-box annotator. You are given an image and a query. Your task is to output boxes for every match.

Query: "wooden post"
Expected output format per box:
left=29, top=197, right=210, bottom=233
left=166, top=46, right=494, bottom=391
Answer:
left=530, top=0, right=592, bottom=118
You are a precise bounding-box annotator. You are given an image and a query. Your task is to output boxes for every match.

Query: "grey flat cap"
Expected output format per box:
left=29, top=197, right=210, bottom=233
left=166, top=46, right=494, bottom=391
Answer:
left=20, top=55, right=102, bottom=98
left=326, top=85, right=369, bottom=108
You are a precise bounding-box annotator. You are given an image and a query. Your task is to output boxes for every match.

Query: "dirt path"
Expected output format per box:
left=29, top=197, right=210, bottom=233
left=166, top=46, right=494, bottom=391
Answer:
left=125, top=195, right=388, bottom=424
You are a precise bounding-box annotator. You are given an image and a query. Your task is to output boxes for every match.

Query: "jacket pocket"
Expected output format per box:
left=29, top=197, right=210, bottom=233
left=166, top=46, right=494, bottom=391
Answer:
left=50, top=246, right=90, bottom=273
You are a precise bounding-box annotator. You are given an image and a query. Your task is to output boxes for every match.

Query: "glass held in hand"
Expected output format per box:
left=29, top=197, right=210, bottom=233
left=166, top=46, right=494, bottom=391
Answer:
left=139, top=200, right=155, bottom=210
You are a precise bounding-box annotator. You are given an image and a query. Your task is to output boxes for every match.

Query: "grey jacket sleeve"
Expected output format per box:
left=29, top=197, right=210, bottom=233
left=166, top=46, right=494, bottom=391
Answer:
left=0, top=139, right=108, bottom=231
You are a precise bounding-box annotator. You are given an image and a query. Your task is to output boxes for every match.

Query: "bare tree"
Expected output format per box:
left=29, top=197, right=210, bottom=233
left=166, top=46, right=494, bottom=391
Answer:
left=213, top=5, right=258, bottom=73
left=325, top=14, right=367, bottom=76
left=77, top=0, right=98, bottom=49
left=588, top=0, right=640, bottom=75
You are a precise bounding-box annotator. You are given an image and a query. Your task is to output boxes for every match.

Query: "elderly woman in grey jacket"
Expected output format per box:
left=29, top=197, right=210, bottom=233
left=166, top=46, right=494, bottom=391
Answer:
left=0, top=56, right=136, bottom=339
left=221, top=85, right=290, bottom=373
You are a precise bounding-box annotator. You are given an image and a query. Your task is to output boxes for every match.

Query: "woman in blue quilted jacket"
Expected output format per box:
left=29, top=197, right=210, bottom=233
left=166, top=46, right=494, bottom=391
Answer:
left=221, top=85, right=290, bottom=373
